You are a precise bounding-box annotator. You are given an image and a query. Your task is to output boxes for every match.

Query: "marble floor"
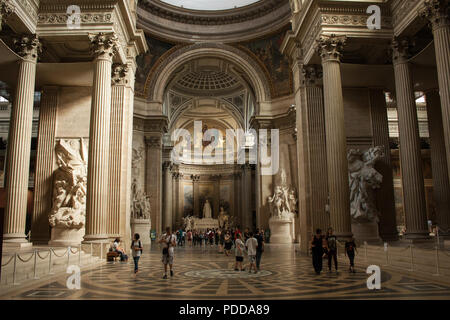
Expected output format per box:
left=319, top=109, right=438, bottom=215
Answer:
left=1, top=243, right=450, bottom=300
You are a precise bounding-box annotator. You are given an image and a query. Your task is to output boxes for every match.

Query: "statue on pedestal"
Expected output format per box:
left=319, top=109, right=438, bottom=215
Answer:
left=218, top=206, right=230, bottom=229
left=203, top=199, right=212, bottom=219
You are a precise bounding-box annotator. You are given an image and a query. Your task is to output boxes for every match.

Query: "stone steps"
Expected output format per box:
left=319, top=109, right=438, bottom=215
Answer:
left=0, top=245, right=106, bottom=286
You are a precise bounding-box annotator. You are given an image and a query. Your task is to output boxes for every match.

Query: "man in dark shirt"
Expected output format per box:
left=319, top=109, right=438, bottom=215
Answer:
left=326, top=227, right=338, bottom=273
left=255, top=229, right=265, bottom=271
left=345, top=237, right=357, bottom=273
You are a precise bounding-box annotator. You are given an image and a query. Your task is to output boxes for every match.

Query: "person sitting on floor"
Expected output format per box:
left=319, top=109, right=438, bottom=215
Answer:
left=112, top=238, right=128, bottom=262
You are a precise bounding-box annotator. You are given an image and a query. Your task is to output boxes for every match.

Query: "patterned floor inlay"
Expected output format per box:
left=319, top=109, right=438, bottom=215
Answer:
left=1, top=244, right=450, bottom=300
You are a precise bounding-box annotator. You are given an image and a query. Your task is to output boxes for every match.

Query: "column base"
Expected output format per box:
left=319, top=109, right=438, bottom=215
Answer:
left=2, top=234, right=31, bottom=248
left=404, top=232, right=431, bottom=242
left=82, top=234, right=110, bottom=244
left=2, top=241, right=33, bottom=249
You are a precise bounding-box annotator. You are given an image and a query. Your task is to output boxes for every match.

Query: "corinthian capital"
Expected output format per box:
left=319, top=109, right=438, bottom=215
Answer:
left=301, top=65, right=323, bottom=86
left=111, top=63, right=129, bottom=85
left=391, top=37, right=414, bottom=64
left=88, top=33, right=118, bottom=61
left=316, top=34, right=347, bottom=62
left=14, top=35, right=41, bottom=62
left=0, top=0, right=14, bottom=31
left=420, top=0, right=450, bottom=30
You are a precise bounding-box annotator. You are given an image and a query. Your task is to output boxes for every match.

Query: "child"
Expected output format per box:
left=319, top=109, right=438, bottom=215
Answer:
left=131, top=233, right=143, bottom=274
left=345, top=237, right=357, bottom=273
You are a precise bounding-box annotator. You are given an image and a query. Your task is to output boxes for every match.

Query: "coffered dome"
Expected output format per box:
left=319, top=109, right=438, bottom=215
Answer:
left=176, top=70, right=239, bottom=91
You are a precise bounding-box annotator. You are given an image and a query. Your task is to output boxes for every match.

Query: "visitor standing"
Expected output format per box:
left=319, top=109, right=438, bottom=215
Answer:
left=159, top=227, right=177, bottom=279
left=245, top=232, right=258, bottom=274
left=244, top=228, right=250, bottom=242
left=345, top=237, right=357, bottom=273
left=131, top=233, right=143, bottom=275
left=224, top=231, right=233, bottom=256
left=310, top=229, right=326, bottom=275
left=326, top=228, right=338, bottom=273
left=234, top=233, right=245, bottom=271
left=255, top=229, right=265, bottom=271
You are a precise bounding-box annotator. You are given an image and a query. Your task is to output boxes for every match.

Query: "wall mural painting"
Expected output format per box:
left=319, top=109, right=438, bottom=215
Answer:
left=219, top=183, right=231, bottom=214
left=199, top=184, right=214, bottom=218
left=238, top=30, right=292, bottom=98
left=183, top=184, right=194, bottom=217
left=135, top=35, right=175, bottom=96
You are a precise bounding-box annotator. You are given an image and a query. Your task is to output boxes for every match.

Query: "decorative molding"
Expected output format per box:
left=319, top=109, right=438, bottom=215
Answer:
left=0, top=0, right=15, bottom=31
left=38, top=12, right=113, bottom=24
left=301, top=64, right=323, bottom=86
left=391, top=37, right=414, bottom=64
left=419, top=0, right=450, bottom=30
left=144, top=135, right=161, bottom=149
left=111, top=63, right=129, bottom=86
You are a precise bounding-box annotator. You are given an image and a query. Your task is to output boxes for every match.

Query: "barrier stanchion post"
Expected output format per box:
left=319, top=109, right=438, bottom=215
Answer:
left=13, top=253, right=18, bottom=285
left=364, top=241, right=368, bottom=263
left=100, top=243, right=103, bottom=261
left=33, top=250, right=39, bottom=279
left=79, top=244, right=82, bottom=266
left=409, top=245, right=414, bottom=271
left=433, top=245, right=440, bottom=276
left=48, top=249, right=54, bottom=274
left=90, top=243, right=93, bottom=263
left=383, top=242, right=389, bottom=266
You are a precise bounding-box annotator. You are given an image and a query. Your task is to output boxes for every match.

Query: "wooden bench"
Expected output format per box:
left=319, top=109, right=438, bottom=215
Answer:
left=107, top=251, right=120, bottom=262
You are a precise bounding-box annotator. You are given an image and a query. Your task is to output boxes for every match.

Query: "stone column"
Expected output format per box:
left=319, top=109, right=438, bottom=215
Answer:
left=369, top=89, right=399, bottom=241
left=107, top=64, right=131, bottom=239
left=233, top=172, right=241, bottom=225
left=31, top=86, right=58, bottom=244
left=3, top=35, right=40, bottom=246
left=192, top=175, right=200, bottom=217
left=421, top=0, right=450, bottom=180
left=301, top=65, right=329, bottom=233
left=212, top=174, right=221, bottom=219
left=317, top=34, right=352, bottom=240
left=145, top=135, right=163, bottom=236
left=392, top=38, right=429, bottom=239
left=426, top=90, right=450, bottom=234
left=241, top=164, right=252, bottom=230
left=0, top=0, right=14, bottom=32
left=163, top=161, right=173, bottom=230
left=83, top=33, right=118, bottom=243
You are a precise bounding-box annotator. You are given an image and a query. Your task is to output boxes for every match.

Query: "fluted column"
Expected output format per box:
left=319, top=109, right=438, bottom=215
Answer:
left=107, top=63, right=130, bottom=239
left=369, top=89, right=399, bottom=241
left=212, top=174, right=221, bottom=219
left=426, top=90, right=450, bottom=233
left=83, top=33, right=118, bottom=243
left=163, top=161, right=173, bottom=229
left=145, top=135, right=163, bottom=235
left=3, top=35, right=40, bottom=246
left=241, top=164, right=252, bottom=230
left=233, top=172, right=241, bottom=226
left=192, top=174, right=200, bottom=217
left=301, top=65, right=329, bottom=233
left=172, top=171, right=180, bottom=229
left=31, top=86, right=58, bottom=244
left=317, top=34, right=352, bottom=240
left=392, top=38, right=429, bottom=239
left=421, top=0, right=450, bottom=180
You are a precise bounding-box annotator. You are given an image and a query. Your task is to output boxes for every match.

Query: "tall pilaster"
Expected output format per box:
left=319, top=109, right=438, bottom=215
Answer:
left=108, top=63, right=131, bottom=240
left=301, top=65, right=329, bottom=233
left=145, top=134, right=163, bottom=235
left=31, top=86, right=58, bottom=244
left=83, top=33, right=118, bottom=243
left=241, top=164, right=252, bottom=230
left=316, top=34, right=352, bottom=240
left=421, top=0, right=450, bottom=180
left=369, top=89, right=399, bottom=241
left=163, top=161, right=173, bottom=230
left=426, top=90, right=450, bottom=233
left=172, top=171, right=181, bottom=229
left=212, top=174, right=221, bottom=219
left=233, top=172, right=241, bottom=226
left=3, top=35, right=40, bottom=246
left=191, top=174, right=200, bottom=217
left=391, top=37, right=429, bottom=239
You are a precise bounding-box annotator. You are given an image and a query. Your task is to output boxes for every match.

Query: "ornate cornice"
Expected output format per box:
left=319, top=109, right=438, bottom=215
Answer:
left=419, top=0, right=450, bottom=30
left=144, top=135, right=161, bottom=148
left=88, top=32, right=119, bottom=61
left=316, top=34, right=347, bottom=62
left=14, top=34, right=41, bottom=61
left=139, top=0, right=285, bottom=26
left=0, top=0, right=15, bottom=31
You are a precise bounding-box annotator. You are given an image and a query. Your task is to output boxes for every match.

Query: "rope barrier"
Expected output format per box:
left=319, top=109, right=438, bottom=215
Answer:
left=16, top=252, right=35, bottom=263
left=37, top=251, right=50, bottom=260
left=1, top=255, right=14, bottom=267
left=70, top=247, right=79, bottom=255
left=51, top=248, right=68, bottom=258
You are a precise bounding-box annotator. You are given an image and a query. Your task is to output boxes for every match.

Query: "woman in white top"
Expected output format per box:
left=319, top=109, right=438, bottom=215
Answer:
left=234, top=233, right=245, bottom=271
left=131, top=233, right=143, bottom=274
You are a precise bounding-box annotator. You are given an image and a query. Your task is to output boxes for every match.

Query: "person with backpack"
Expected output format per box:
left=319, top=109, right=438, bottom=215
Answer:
left=326, top=227, right=338, bottom=273
left=131, top=233, right=143, bottom=275
left=345, top=237, right=357, bottom=273
left=159, top=227, right=177, bottom=279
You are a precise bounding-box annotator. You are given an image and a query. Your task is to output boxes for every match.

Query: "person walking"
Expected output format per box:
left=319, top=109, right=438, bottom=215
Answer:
left=326, top=227, right=338, bottom=273
left=245, top=232, right=258, bottom=274
left=131, top=233, right=143, bottom=275
left=310, top=229, right=326, bottom=275
left=159, top=227, right=177, bottom=279
left=255, top=229, right=265, bottom=271
left=234, top=233, right=245, bottom=271
left=345, top=237, right=357, bottom=273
